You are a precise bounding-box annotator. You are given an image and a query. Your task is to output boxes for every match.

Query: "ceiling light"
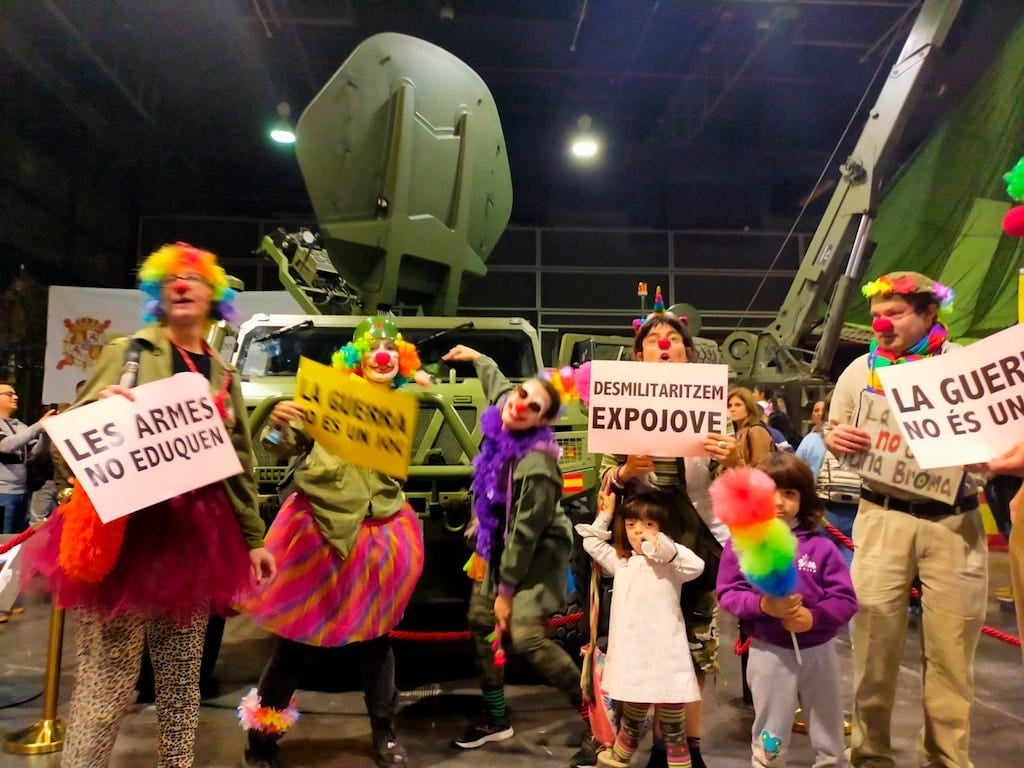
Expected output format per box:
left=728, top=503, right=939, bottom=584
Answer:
left=270, top=101, right=296, bottom=145
left=571, top=139, right=599, bottom=158
left=569, top=113, right=601, bottom=162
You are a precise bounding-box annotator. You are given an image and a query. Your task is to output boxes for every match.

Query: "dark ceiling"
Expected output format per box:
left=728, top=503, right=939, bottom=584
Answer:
left=2, top=0, right=1022, bottom=229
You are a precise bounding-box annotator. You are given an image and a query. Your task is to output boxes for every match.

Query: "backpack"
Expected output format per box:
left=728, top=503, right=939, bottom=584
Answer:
left=25, top=436, right=53, bottom=494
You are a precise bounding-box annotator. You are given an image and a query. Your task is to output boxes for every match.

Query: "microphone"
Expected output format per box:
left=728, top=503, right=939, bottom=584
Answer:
left=118, top=342, right=141, bottom=389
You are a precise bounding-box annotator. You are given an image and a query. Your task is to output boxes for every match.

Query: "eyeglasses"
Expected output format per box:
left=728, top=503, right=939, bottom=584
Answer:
left=512, top=386, right=544, bottom=414
left=0, top=391, right=15, bottom=398
left=161, top=274, right=208, bottom=286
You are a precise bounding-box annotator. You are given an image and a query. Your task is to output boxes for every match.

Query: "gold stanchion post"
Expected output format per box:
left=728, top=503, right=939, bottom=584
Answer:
left=4, top=604, right=66, bottom=754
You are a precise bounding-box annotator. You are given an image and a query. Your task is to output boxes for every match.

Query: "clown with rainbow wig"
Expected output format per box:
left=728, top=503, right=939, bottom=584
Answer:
left=21, top=242, right=275, bottom=768
left=825, top=269, right=988, bottom=768
left=238, top=315, right=427, bottom=768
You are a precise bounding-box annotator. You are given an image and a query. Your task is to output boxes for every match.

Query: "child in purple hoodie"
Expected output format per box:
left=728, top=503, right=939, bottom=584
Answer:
left=717, top=452, right=857, bottom=768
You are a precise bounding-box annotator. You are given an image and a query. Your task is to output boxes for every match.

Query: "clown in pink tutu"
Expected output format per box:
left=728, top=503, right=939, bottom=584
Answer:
left=238, top=315, right=427, bottom=768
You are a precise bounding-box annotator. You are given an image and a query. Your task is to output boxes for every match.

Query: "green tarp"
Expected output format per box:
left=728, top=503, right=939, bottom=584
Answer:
left=847, top=15, right=1024, bottom=341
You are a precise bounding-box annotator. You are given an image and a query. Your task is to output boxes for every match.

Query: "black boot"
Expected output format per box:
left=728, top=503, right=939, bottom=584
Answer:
left=644, top=743, right=667, bottom=768
left=370, top=715, right=408, bottom=767
left=243, top=730, right=283, bottom=768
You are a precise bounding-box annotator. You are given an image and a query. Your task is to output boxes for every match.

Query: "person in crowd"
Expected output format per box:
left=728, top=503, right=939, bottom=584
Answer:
left=825, top=271, right=983, bottom=768
left=239, top=316, right=427, bottom=768
left=728, top=387, right=775, bottom=467
left=752, top=385, right=775, bottom=418
left=21, top=242, right=276, bottom=768
left=796, top=394, right=860, bottom=569
left=795, top=398, right=827, bottom=478
left=597, top=302, right=739, bottom=768
left=576, top=481, right=705, bottom=768
left=717, top=452, right=857, bottom=768
left=29, top=383, right=84, bottom=526
left=0, top=385, right=55, bottom=534
left=441, top=344, right=587, bottom=756
left=766, top=410, right=800, bottom=453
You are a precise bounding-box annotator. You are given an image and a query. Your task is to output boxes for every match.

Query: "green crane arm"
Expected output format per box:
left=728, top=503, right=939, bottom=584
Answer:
left=720, top=0, right=961, bottom=383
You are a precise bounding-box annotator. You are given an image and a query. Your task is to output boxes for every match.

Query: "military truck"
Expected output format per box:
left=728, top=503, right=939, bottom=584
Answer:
left=232, top=34, right=596, bottom=639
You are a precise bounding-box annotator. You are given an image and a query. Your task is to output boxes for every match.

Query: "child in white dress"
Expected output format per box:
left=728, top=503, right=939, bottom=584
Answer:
left=576, top=482, right=705, bottom=768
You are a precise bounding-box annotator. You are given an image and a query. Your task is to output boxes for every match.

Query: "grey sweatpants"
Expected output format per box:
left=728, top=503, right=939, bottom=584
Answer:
left=747, top=638, right=847, bottom=768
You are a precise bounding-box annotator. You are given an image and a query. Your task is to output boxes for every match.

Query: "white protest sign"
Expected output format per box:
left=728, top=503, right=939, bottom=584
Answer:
left=44, top=373, right=244, bottom=523
left=875, top=324, right=1024, bottom=469
left=587, top=360, right=729, bottom=457
left=849, top=391, right=963, bottom=504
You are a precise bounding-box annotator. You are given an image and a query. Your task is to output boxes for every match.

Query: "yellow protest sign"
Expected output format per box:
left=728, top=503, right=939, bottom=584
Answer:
left=294, top=357, right=418, bottom=479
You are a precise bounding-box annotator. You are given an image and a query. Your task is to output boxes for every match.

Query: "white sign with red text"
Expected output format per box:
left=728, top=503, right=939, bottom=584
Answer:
left=44, top=373, right=243, bottom=522
left=586, top=360, right=729, bottom=457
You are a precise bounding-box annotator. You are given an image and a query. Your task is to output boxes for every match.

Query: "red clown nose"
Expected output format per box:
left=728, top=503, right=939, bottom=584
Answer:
left=374, top=351, right=392, bottom=366
left=657, top=337, right=672, bottom=350
left=872, top=316, right=894, bottom=334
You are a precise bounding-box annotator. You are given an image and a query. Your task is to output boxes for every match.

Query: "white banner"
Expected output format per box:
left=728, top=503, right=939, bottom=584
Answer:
left=43, top=287, right=300, bottom=403
left=43, top=373, right=244, bottom=523
left=876, top=324, right=1024, bottom=468
left=848, top=391, right=963, bottom=504
left=586, top=360, right=729, bottom=457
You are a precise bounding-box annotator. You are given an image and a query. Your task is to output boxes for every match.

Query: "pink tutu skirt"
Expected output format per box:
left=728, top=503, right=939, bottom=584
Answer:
left=21, top=484, right=254, bottom=626
left=242, top=492, right=424, bottom=647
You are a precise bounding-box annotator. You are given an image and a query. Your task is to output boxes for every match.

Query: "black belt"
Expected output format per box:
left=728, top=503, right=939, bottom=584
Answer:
left=861, top=488, right=978, bottom=518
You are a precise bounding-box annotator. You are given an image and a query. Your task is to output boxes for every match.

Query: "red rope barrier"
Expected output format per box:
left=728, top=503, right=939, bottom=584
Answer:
left=982, top=625, right=1023, bottom=647
left=822, top=521, right=1020, bottom=648
left=0, top=526, right=36, bottom=556
left=389, top=611, right=584, bottom=643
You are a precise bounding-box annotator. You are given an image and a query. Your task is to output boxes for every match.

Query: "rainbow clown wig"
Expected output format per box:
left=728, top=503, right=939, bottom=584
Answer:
left=138, top=242, right=238, bottom=324
left=331, top=315, right=421, bottom=388
left=861, top=270, right=954, bottom=314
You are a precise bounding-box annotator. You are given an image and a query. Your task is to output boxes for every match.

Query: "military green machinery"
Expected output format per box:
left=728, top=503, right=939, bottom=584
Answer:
left=234, top=34, right=595, bottom=627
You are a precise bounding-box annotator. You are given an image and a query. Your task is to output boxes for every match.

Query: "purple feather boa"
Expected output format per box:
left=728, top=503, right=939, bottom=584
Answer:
left=471, top=405, right=556, bottom=563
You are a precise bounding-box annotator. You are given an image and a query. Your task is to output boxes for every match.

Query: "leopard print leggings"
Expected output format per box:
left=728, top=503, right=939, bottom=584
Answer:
left=61, top=608, right=209, bottom=768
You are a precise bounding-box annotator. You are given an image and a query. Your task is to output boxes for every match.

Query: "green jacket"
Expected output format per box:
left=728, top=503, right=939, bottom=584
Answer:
left=261, top=425, right=405, bottom=559
left=63, top=325, right=266, bottom=548
left=474, top=356, right=572, bottom=618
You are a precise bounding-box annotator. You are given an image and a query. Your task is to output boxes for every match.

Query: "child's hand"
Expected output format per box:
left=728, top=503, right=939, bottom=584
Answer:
left=640, top=532, right=677, bottom=563
left=781, top=606, right=814, bottom=634
left=759, top=594, right=802, bottom=619
left=596, top=481, right=616, bottom=517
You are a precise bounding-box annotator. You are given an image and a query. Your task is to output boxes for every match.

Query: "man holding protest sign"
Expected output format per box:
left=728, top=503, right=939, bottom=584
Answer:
left=597, top=295, right=738, bottom=768
left=826, top=271, right=984, bottom=768
left=22, top=242, right=276, bottom=768
left=240, top=316, right=425, bottom=768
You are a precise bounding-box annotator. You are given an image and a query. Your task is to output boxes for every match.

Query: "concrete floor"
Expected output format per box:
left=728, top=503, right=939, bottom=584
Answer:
left=0, top=553, right=1021, bottom=768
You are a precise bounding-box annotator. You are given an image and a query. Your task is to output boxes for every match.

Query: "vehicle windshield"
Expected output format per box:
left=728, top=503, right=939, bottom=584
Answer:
left=238, top=325, right=538, bottom=380
left=568, top=339, right=632, bottom=366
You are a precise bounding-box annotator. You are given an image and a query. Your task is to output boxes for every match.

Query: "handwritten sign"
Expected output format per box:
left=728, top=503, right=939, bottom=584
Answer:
left=849, top=391, right=962, bottom=504
left=44, top=373, right=243, bottom=523
left=586, top=360, right=729, bottom=456
left=295, top=357, right=418, bottom=479
left=876, top=324, right=1024, bottom=468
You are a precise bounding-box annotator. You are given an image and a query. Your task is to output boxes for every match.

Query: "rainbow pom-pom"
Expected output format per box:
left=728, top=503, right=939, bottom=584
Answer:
left=710, top=467, right=798, bottom=597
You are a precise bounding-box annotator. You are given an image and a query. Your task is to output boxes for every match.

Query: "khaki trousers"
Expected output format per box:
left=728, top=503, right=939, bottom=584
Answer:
left=849, top=501, right=987, bottom=768
left=1010, top=517, right=1024, bottom=666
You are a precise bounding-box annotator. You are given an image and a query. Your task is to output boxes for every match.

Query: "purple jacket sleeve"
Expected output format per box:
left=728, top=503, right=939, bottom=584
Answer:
left=807, top=540, right=858, bottom=634
left=716, top=541, right=765, bottom=620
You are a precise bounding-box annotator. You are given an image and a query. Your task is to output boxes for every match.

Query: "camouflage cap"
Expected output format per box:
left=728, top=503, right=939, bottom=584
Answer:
left=353, top=315, right=400, bottom=342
